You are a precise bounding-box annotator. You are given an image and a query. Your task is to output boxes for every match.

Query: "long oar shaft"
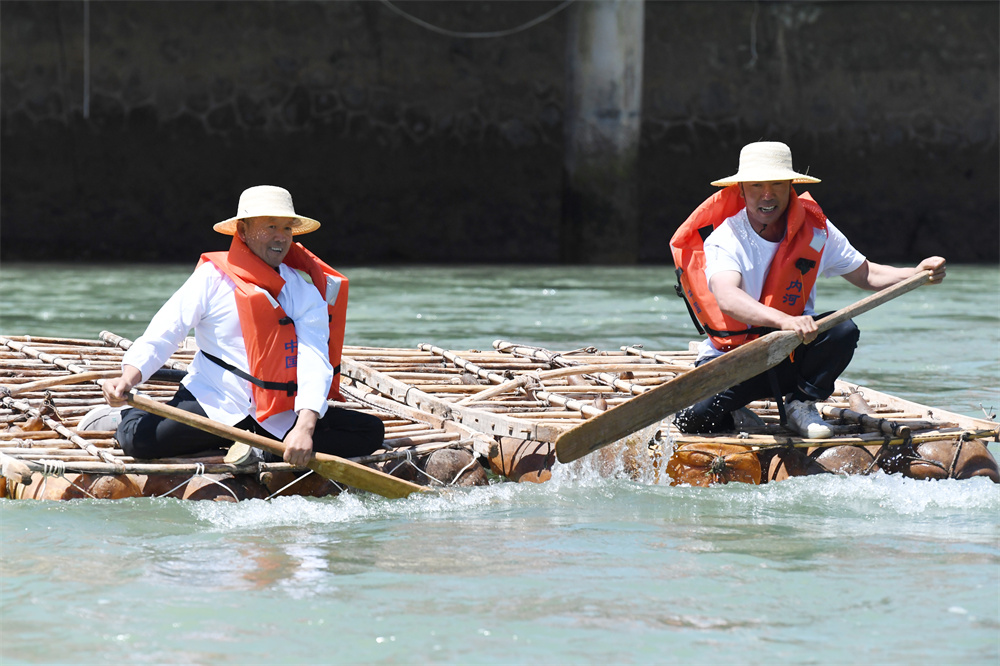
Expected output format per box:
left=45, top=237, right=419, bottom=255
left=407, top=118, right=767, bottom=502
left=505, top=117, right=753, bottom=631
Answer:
left=126, top=392, right=429, bottom=499
left=555, top=270, right=934, bottom=463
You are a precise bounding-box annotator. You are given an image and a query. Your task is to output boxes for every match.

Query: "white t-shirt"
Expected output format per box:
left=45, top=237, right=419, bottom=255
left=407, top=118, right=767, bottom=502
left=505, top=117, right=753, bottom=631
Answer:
left=122, top=261, right=333, bottom=438
left=696, top=207, right=866, bottom=361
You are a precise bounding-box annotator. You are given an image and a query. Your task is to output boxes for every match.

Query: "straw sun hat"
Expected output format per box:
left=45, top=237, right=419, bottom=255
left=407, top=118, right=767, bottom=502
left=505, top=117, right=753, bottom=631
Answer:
left=711, top=141, right=820, bottom=187
left=213, top=185, right=321, bottom=235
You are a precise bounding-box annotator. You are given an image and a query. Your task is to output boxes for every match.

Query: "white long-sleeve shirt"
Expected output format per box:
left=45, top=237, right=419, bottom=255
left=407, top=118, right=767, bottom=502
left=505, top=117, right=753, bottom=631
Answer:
left=122, top=261, right=333, bottom=438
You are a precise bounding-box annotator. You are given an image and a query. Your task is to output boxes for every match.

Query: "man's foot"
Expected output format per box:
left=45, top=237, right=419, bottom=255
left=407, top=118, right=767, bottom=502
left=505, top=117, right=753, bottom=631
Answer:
left=78, top=405, right=127, bottom=431
left=786, top=400, right=833, bottom=439
left=731, top=406, right=765, bottom=430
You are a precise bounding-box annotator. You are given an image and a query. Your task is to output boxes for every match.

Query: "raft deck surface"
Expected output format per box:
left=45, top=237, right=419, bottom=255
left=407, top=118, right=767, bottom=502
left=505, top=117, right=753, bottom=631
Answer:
left=1, top=333, right=997, bottom=499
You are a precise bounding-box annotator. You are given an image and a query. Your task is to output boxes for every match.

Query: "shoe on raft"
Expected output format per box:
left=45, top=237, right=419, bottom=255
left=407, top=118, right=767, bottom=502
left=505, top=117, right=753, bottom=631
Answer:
left=78, top=405, right=127, bottom=432
left=786, top=400, right=834, bottom=439
left=224, top=442, right=262, bottom=466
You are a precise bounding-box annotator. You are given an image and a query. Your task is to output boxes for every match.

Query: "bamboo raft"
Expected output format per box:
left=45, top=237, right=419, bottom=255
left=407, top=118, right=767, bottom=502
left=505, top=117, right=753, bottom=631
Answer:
left=1, top=332, right=997, bottom=501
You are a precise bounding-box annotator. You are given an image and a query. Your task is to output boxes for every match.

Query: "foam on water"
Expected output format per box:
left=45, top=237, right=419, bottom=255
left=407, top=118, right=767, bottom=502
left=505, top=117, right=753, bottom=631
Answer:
left=185, top=464, right=999, bottom=535
left=748, top=471, right=1000, bottom=515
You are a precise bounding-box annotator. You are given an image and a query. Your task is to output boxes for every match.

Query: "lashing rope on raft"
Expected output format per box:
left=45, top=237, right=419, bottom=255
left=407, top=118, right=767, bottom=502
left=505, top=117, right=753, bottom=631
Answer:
left=154, top=462, right=239, bottom=501
left=396, top=449, right=445, bottom=486
left=391, top=447, right=478, bottom=487
left=262, top=470, right=346, bottom=501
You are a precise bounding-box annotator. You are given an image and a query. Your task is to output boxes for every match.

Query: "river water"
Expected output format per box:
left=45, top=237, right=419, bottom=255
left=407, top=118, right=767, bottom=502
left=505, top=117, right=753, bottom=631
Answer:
left=1, top=263, right=998, bottom=664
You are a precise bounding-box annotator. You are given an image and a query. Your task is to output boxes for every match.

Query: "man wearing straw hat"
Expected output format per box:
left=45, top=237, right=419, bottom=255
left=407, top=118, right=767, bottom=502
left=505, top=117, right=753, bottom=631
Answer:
left=670, top=141, right=946, bottom=438
left=100, top=185, right=384, bottom=466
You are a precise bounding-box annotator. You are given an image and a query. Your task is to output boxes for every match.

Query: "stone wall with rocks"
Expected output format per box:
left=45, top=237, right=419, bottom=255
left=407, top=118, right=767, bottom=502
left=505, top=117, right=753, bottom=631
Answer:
left=2, top=1, right=996, bottom=264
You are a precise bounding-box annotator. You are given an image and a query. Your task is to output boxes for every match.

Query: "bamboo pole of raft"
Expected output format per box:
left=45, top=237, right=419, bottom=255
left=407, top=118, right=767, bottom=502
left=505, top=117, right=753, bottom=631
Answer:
left=0, top=429, right=113, bottom=440
left=341, top=357, right=563, bottom=442
left=2, top=371, right=123, bottom=397
left=99, top=330, right=191, bottom=370
left=491, top=341, right=667, bottom=396
left=455, top=364, right=668, bottom=406
left=819, top=405, right=911, bottom=439
left=383, top=432, right=462, bottom=448
left=2, top=335, right=127, bottom=347
left=418, top=344, right=609, bottom=418
left=1, top=435, right=117, bottom=448
left=354, top=440, right=475, bottom=464
left=1, top=395, right=122, bottom=466
left=0, top=344, right=125, bottom=358
left=0, top=438, right=474, bottom=479
left=621, top=345, right=697, bottom=369
left=676, top=427, right=998, bottom=450
left=339, top=385, right=493, bottom=458
left=1, top=337, right=188, bottom=383
left=0, top=455, right=262, bottom=477
left=835, top=380, right=1000, bottom=434
left=1, top=446, right=122, bottom=457
left=554, top=270, right=938, bottom=463
left=1, top=336, right=107, bottom=377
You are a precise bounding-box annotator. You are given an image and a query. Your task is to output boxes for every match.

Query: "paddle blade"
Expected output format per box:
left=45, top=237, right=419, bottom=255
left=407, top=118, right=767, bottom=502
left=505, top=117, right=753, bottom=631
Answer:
left=555, top=331, right=800, bottom=463
left=307, top=454, right=426, bottom=500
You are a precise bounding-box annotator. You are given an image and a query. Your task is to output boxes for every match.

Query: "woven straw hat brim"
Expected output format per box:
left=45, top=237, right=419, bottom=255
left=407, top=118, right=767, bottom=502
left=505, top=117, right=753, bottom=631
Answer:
left=213, top=215, right=321, bottom=236
left=214, top=185, right=321, bottom=235
left=711, top=172, right=821, bottom=187
left=711, top=141, right=821, bottom=187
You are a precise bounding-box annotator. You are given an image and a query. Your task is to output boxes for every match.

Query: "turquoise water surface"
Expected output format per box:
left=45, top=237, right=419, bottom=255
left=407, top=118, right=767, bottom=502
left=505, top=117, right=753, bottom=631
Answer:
left=1, top=263, right=998, bottom=664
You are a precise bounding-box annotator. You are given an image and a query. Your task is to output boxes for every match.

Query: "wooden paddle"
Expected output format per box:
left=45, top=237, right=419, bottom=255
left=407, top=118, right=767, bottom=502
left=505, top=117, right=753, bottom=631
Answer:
left=126, top=391, right=430, bottom=499
left=555, top=270, right=934, bottom=463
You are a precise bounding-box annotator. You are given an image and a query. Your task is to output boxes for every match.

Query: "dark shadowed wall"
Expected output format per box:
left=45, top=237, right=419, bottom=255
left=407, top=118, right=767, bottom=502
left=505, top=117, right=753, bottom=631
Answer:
left=2, top=1, right=997, bottom=265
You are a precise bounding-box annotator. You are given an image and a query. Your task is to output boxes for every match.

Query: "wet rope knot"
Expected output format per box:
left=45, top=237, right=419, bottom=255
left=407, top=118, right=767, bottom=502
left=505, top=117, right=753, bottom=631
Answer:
left=38, top=458, right=98, bottom=499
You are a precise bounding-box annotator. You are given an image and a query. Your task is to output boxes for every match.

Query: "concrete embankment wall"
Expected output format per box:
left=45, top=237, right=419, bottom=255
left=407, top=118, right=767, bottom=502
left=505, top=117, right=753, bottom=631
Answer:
left=2, top=1, right=997, bottom=264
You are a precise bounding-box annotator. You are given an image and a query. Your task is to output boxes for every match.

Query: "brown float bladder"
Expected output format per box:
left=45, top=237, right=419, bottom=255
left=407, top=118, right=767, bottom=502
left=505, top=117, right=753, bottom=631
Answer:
left=666, top=443, right=762, bottom=487
left=904, top=438, right=1000, bottom=482
left=488, top=437, right=554, bottom=484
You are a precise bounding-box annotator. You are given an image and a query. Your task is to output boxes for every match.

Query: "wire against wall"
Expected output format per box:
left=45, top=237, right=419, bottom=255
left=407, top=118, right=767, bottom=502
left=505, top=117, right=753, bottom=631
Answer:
left=378, top=0, right=575, bottom=39
left=83, top=0, right=90, bottom=119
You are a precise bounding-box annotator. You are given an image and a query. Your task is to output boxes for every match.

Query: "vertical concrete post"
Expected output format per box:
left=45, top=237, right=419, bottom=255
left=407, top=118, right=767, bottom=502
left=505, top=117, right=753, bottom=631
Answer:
left=561, top=0, right=644, bottom=263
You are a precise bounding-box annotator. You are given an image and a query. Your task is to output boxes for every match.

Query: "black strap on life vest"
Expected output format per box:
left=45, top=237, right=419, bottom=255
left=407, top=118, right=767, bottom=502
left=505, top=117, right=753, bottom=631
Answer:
left=201, top=351, right=298, bottom=397
left=674, top=267, right=772, bottom=339
left=674, top=268, right=706, bottom=335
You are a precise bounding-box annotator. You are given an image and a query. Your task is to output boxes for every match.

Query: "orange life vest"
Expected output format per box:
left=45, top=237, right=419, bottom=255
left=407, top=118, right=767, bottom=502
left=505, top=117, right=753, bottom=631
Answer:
left=670, top=185, right=828, bottom=351
left=199, top=234, right=349, bottom=422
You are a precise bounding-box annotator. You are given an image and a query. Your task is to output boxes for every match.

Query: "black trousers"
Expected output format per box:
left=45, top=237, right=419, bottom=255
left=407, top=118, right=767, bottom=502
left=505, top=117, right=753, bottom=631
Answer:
left=117, top=385, right=384, bottom=460
left=674, top=318, right=860, bottom=434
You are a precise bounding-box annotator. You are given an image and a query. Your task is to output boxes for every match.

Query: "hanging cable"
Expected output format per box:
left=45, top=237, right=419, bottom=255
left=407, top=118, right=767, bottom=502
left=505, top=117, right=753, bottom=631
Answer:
left=378, top=0, right=574, bottom=39
left=745, top=0, right=760, bottom=70
left=83, top=0, right=90, bottom=118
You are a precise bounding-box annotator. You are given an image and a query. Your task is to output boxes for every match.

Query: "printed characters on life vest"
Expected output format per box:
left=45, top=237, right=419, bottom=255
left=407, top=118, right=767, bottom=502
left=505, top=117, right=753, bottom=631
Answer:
left=783, top=277, right=804, bottom=307
left=284, top=340, right=298, bottom=369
